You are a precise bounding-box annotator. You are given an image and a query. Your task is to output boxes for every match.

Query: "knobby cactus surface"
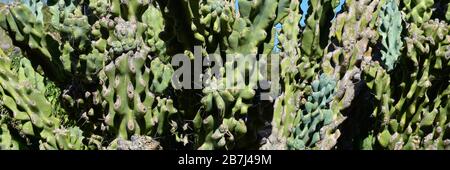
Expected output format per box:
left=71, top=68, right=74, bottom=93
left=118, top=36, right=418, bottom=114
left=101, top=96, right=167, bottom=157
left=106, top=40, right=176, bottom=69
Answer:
left=1, top=0, right=450, bottom=150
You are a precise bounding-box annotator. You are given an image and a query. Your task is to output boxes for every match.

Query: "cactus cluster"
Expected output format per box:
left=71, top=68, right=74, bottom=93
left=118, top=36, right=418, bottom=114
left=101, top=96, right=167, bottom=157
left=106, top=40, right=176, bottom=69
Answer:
left=1, top=0, right=450, bottom=150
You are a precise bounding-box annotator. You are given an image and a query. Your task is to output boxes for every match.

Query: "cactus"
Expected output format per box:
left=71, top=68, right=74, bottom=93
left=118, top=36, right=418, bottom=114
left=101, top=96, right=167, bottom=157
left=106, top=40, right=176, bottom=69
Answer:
left=402, top=0, right=434, bottom=25
left=99, top=48, right=177, bottom=139
left=0, top=47, right=89, bottom=150
left=362, top=19, right=450, bottom=150
left=116, top=135, right=162, bottom=150
left=193, top=52, right=257, bottom=149
left=300, top=0, right=333, bottom=59
left=286, top=74, right=338, bottom=150
left=0, top=113, right=21, bottom=150
left=1, top=0, right=450, bottom=150
left=447, top=2, right=450, bottom=22
left=332, top=0, right=346, bottom=19
left=379, top=0, right=403, bottom=71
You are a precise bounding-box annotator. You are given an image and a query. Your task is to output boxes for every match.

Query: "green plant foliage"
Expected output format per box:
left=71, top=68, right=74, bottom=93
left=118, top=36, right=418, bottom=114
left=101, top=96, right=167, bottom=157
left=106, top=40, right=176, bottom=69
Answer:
left=1, top=0, right=450, bottom=150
